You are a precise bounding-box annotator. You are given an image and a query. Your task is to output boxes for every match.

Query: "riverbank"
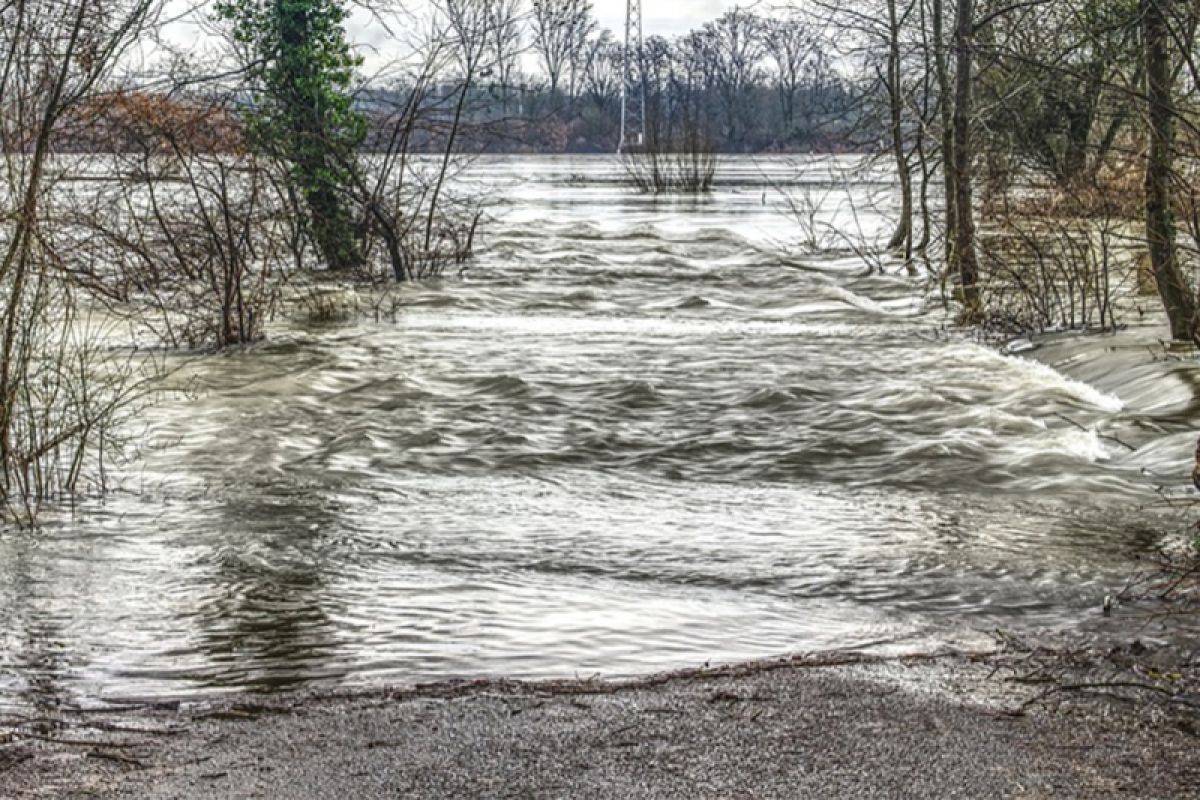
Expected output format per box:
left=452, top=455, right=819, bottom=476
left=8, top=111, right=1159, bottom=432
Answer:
left=3, top=649, right=1197, bottom=799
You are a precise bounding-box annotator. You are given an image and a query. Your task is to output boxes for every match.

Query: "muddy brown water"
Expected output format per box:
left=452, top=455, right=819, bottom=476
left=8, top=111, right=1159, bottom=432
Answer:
left=1, top=155, right=1196, bottom=709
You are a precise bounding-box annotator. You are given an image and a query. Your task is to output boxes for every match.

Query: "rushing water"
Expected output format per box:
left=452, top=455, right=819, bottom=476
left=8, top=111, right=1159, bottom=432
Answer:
left=2, top=155, right=1198, bottom=707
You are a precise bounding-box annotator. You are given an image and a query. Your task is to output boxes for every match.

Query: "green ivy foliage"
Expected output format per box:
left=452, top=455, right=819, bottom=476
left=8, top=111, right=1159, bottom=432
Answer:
left=216, top=0, right=366, bottom=270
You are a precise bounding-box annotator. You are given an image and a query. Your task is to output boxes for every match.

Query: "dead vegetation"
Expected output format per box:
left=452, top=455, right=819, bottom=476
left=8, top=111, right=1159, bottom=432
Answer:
left=987, top=631, right=1200, bottom=720
left=969, top=162, right=1169, bottom=336
left=621, top=124, right=719, bottom=194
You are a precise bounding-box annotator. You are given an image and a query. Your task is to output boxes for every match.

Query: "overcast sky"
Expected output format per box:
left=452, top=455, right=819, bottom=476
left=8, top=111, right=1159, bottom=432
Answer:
left=559, top=1, right=747, bottom=37
left=162, top=1, right=764, bottom=76
left=343, top=1, right=764, bottom=72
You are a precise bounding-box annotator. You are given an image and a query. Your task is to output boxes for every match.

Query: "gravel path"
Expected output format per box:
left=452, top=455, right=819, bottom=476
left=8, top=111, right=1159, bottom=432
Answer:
left=3, top=652, right=1197, bottom=799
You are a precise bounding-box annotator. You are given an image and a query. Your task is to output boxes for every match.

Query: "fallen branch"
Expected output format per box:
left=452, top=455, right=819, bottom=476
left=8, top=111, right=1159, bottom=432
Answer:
left=0, top=752, right=32, bottom=776
left=86, top=749, right=146, bottom=767
left=1012, top=680, right=1200, bottom=715
left=15, top=733, right=144, bottom=748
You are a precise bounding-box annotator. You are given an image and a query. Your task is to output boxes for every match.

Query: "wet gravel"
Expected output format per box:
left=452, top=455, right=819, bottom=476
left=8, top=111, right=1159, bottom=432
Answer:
left=3, top=652, right=1198, bottom=799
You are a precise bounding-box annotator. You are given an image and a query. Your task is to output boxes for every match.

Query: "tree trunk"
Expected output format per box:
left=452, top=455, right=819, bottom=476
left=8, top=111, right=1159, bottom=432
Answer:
left=278, top=2, right=363, bottom=272
left=933, top=0, right=956, bottom=268
left=886, top=0, right=914, bottom=260
left=915, top=0, right=934, bottom=260
left=951, top=0, right=981, bottom=322
left=1143, top=0, right=1196, bottom=340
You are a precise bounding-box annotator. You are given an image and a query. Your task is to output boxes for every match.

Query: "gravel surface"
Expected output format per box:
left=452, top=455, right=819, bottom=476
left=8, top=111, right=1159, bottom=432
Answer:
left=3, top=652, right=1198, bottom=799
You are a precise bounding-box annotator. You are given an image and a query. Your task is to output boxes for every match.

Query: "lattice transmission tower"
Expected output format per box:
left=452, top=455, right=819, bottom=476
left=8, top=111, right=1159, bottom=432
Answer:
left=617, top=0, right=645, bottom=153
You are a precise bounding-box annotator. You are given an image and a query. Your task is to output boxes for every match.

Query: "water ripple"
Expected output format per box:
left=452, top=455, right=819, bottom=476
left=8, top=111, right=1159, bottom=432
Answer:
left=1, top=155, right=1196, bottom=708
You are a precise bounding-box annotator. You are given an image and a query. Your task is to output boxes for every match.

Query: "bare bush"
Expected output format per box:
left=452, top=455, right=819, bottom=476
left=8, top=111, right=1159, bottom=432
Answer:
left=621, top=126, right=718, bottom=194
left=60, top=98, right=285, bottom=349
left=357, top=143, right=485, bottom=283
left=977, top=183, right=1138, bottom=334
left=1, top=287, right=159, bottom=519
left=779, top=179, right=840, bottom=253
left=354, top=39, right=487, bottom=283
left=0, top=0, right=165, bottom=520
left=1175, top=137, right=1200, bottom=274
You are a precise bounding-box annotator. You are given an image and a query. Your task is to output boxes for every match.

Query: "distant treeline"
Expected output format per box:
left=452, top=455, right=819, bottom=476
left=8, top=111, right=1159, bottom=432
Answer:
left=365, top=4, right=874, bottom=154
left=358, top=79, right=865, bottom=155
left=59, top=82, right=870, bottom=157
left=54, top=5, right=875, bottom=155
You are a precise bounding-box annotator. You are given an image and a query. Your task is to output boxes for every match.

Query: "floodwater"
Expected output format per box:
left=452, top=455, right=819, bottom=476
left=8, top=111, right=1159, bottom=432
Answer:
left=2, top=155, right=1197, bottom=708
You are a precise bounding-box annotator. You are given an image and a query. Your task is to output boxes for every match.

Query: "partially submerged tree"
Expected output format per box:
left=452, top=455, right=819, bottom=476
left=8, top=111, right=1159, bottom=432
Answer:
left=883, top=0, right=915, bottom=260
left=950, top=0, right=981, bottom=322
left=1141, top=0, right=1197, bottom=341
left=216, top=0, right=366, bottom=271
left=0, top=0, right=165, bottom=520
left=67, top=95, right=286, bottom=348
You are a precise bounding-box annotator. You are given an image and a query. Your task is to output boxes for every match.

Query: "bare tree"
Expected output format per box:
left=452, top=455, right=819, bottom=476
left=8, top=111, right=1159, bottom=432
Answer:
left=763, top=14, right=822, bottom=133
left=883, top=0, right=915, bottom=259
left=484, top=0, right=523, bottom=113
left=581, top=29, right=621, bottom=113
left=66, top=95, right=285, bottom=349
left=931, top=0, right=955, bottom=263
left=442, top=0, right=495, bottom=77
left=564, top=7, right=596, bottom=101
left=0, top=0, right=165, bottom=519
left=950, top=0, right=981, bottom=322
left=802, top=0, right=920, bottom=262
left=352, top=10, right=485, bottom=283
left=530, top=0, right=593, bottom=104
left=1142, top=0, right=1196, bottom=340
left=430, top=0, right=495, bottom=255
left=699, top=8, right=766, bottom=144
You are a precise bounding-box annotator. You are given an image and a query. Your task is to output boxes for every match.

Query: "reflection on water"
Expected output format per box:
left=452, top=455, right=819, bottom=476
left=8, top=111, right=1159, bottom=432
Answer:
left=1, top=155, right=1198, bottom=708
left=187, top=490, right=342, bottom=690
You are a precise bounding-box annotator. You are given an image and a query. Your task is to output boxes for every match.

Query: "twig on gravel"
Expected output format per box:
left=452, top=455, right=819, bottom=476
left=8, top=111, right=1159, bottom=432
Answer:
left=0, top=752, right=32, bottom=776
left=86, top=749, right=147, bottom=767
left=1011, top=681, right=1200, bottom=715
left=15, top=733, right=144, bottom=748
left=3, top=716, right=181, bottom=737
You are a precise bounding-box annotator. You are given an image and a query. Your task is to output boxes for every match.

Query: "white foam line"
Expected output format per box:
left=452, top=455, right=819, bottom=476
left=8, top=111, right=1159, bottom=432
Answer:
left=1016, top=358, right=1123, bottom=412
left=961, top=345, right=1124, bottom=412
